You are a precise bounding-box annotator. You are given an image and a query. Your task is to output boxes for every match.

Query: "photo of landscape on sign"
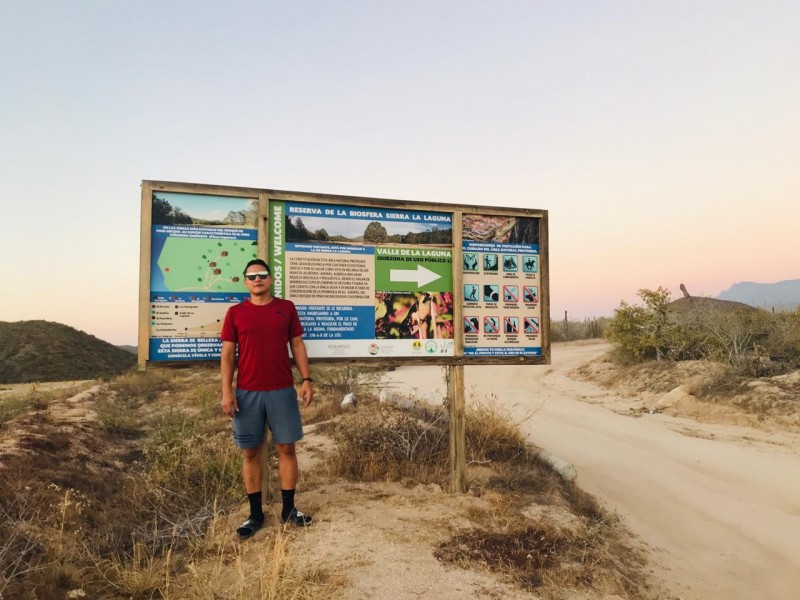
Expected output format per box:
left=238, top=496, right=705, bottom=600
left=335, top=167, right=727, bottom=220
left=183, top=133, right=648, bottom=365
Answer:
left=152, top=192, right=258, bottom=228
left=461, top=214, right=542, bottom=357
left=462, top=214, right=539, bottom=244
left=270, top=200, right=455, bottom=358
left=283, top=204, right=452, bottom=246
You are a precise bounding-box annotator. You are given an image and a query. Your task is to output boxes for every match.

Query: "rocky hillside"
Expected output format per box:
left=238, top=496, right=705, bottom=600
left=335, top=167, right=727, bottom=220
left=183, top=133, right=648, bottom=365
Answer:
left=0, top=320, right=136, bottom=384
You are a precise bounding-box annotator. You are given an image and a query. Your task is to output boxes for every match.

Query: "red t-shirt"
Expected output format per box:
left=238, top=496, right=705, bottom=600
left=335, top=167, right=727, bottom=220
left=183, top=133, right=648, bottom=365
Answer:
left=220, top=298, right=304, bottom=391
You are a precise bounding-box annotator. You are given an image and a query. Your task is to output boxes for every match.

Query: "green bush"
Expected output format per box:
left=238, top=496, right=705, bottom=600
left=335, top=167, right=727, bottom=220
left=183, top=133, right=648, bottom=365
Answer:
left=606, top=288, right=800, bottom=375
left=604, top=287, right=679, bottom=360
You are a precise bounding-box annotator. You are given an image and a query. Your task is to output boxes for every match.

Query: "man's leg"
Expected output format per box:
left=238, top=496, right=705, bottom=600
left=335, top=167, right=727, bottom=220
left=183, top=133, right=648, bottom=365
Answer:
left=231, top=388, right=268, bottom=539
left=237, top=444, right=265, bottom=538
left=275, top=442, right=297, bottom=490
left=275, top=442, right=312, bottom=526
left=243, top=444, right=264, bottom=494
left=267, top=387, right=311, bottom=526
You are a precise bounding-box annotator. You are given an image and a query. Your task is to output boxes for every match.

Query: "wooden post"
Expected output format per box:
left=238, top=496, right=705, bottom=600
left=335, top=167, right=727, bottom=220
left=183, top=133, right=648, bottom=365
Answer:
left=137, top=182, right=153, bottom=371
left=447, top=364, right=467, bottom=493
left=448, top=210, right=467, bottom=492
left=258, top=193, right=269, bottom=260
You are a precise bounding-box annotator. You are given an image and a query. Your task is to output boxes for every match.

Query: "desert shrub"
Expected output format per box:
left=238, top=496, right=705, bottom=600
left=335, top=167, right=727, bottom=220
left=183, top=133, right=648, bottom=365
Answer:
left=677, top=307, right=767, bottom=373
left=302, top=391, right=346, bottom=425
left=311, top=364, right=383, bottom=396
left=327, top=399, right=535, bottom=483
left=143, top=409, right=241, bottom=507
left=0, top=485, right=51, bottom=598
left=606, top=288, right=800, bottom=375
left=435, top=515, right=643, bottom=597
left=465, top=401, right=530, bottom=463
left=98, top=371, right=175, bottom=435
left=109, top=369, right=172, bottom=403
left=0, top=393, right=39, bottom=427
left=326, top=406, right=449, bottom=482
left=760, top=308, right=800, bottom=367
left=550, top=316, right=610, bottom=341
left=605, top=288, right=685, bottom=361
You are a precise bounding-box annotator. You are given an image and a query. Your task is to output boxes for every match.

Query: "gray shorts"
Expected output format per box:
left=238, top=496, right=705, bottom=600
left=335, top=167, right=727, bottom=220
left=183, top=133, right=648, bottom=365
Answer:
left=232, top=386, right=304, bottom=448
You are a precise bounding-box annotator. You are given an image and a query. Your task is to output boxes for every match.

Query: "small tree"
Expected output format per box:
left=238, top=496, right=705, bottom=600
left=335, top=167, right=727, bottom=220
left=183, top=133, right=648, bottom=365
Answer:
left=152, top=197, right=173, bottom=224
left=605, top=287, right=674, bottom=360
left=363, top=221, right=388, bottom=243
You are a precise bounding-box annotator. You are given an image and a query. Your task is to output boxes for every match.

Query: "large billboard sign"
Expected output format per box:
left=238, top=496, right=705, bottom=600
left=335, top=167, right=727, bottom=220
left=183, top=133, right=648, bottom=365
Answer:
left=139, top=181, right=549, bottom=366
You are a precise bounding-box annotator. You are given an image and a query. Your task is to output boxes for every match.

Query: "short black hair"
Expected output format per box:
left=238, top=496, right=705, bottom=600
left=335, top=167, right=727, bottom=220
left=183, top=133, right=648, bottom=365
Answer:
left=243, top=259, right=271, bottom=275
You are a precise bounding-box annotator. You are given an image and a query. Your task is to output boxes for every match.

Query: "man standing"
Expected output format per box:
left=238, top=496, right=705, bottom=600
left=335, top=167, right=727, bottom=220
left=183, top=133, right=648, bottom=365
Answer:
left=221, top=258, right=314, bottom=539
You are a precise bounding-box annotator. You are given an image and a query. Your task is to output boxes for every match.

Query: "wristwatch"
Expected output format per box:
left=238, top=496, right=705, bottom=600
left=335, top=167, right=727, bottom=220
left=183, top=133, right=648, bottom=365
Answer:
left=301, top=377, right=314, bottom=383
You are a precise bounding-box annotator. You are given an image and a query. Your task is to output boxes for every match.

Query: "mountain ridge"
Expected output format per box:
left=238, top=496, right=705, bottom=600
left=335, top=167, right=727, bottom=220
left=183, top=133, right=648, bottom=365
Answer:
left=717, top=279, right=800, bottom=311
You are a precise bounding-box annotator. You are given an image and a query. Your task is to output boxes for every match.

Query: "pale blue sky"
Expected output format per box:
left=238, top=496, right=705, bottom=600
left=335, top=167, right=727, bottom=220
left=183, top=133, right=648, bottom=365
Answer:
left=1, top=1, right=799, bottom=344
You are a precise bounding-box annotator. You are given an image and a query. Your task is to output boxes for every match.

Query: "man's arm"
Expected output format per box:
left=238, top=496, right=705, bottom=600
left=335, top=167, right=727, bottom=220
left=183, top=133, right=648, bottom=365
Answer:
left=220, top=340, right=238, bottom=417
left=290, top=335, right=314, bottom=406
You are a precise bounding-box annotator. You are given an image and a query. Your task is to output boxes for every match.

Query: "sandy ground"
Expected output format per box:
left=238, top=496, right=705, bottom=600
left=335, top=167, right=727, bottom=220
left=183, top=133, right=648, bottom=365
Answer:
left=383, top=341, right=800, bottom=600
left=282, top=478, right=534, bottom=600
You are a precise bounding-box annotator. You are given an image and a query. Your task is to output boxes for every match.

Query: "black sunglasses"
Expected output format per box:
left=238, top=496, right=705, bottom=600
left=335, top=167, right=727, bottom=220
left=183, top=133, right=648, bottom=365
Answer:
left=245, top=271, right=271, bottom=281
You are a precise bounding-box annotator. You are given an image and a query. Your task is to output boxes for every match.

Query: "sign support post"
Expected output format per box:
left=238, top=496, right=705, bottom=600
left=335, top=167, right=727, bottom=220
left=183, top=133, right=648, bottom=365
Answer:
left=447, top=364, right=467, bottom=493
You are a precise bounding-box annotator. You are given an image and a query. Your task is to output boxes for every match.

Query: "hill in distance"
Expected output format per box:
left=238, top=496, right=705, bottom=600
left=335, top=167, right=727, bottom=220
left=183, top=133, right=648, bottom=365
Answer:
left=717, top=279, right=800, bottom=311
left=0, top=320, right=137, bottom=384
left=670, top=295, right=755, bottom=314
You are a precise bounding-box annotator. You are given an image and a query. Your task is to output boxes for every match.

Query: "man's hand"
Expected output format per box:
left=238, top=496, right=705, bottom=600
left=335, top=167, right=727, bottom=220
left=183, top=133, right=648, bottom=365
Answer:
left=299, top=381, right=314, bottom=407
left=221, top=390, right=238, bottom=417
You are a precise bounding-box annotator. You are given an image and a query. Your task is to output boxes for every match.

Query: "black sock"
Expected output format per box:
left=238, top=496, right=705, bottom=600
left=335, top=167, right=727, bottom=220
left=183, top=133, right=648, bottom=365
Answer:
left=281, top=489, right=295, bottom=520
left=247, top=491, right=263, bottom=522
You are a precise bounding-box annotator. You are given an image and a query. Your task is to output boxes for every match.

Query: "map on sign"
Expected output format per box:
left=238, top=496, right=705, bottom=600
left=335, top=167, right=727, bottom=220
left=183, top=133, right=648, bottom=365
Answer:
left=152, top=234, right=257, bottom=293
left=148, top=192, right=258, bottom=361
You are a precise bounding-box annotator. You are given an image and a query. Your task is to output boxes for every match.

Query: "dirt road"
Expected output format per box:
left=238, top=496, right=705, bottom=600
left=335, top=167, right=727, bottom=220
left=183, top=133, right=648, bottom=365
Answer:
left=383, top=341, right=800, bottom=600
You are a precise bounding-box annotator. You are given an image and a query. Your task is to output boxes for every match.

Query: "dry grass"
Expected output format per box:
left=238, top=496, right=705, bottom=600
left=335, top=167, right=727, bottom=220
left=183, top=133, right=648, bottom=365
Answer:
left=0, top=368, right=341, bottom=599
left=0, top=381, right=96, bottom=427
left=109, top=368, right=174, bottom=402
left=434, top=456, right=654, bottom=599
left=302, top=391, right=348, bottom=426
left=325, top=405, right=449, bottom=482
left=1, top=365, right=660, bottom=599
left=465, top=401, right=530, bottom=464
left=434, top=519, right=645, bottom=596
left=324, top=398, right=533, bottom=484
